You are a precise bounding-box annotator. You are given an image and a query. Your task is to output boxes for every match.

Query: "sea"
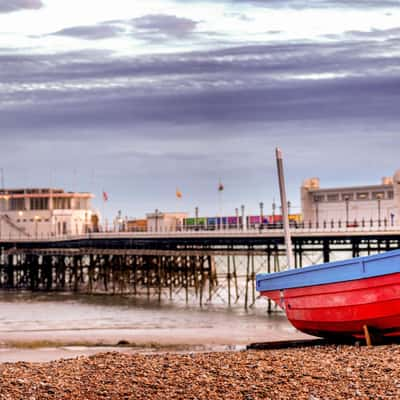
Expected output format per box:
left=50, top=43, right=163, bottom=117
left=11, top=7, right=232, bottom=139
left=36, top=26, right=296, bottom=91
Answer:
left=0, top=291, right=311, bottom=362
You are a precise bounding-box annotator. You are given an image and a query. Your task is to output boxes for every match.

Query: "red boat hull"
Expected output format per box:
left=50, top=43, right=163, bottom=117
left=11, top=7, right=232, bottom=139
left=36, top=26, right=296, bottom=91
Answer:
left=261, top=272, right=400, bottom=338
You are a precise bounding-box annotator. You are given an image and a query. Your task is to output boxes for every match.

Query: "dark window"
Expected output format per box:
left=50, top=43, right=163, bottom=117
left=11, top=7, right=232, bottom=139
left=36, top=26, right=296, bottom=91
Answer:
left=9, top=198, right=25, bottom=211
left=327, top=194, right=339, bottom=202
left=30, top=197, right=49, bottom=210
left=313, top=195, right=325, bottom=202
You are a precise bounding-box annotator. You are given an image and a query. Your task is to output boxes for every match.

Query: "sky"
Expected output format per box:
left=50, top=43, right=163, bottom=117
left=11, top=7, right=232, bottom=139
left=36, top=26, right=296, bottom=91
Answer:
left=0, top=0, right=399, bottom=219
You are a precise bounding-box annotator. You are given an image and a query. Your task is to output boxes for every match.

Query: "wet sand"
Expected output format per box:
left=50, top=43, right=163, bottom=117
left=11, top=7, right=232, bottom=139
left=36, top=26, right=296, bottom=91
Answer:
left=1, top=345, right=400, bottom=399
left=0, top=292, right=313, bottom=362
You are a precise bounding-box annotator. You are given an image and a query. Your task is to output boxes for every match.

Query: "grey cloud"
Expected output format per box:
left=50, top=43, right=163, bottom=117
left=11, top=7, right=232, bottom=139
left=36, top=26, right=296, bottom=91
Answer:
left=220, top=0, right=400, bottom=9
left=343, top=27, right=400, bottom=39
left=0, top=0, right=43, bottom=13
left=324, top=26, right=400, bottom=41
left=1, top=30, right=400, bottom=136
left=51, top=24, right=126, bottom=40
left=50, top=14, right=199, bottom=42
left=132, top=14, right=198, bottom=39
left=1, top=74, right=399, bottom=136
left=3, top=35, right=399, bottom=86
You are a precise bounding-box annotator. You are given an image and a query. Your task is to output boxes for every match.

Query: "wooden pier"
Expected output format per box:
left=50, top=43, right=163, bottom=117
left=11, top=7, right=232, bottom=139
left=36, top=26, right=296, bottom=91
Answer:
left=1, top=228, right=400, bottom=308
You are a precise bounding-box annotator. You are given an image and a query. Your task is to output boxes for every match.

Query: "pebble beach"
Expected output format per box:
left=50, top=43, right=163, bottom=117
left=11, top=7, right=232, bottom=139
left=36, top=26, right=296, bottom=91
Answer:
left=1, top=344, right=400, bottom=399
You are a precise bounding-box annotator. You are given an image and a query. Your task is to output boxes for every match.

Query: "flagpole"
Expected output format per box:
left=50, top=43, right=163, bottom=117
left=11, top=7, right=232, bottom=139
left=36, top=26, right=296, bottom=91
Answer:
left=218, top=179, right=224, bottom=230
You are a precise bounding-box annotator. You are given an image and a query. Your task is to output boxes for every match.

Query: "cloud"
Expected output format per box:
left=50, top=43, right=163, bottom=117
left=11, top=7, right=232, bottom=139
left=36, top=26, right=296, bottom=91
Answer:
left=1, top=26, right=400, bottom=136
left=50, top=14, right=199, bottom=42
left=0, top=0, right=43, bottom=13
left=132, top=14, right=198, bottom=39
left=219, top=0, right=400, bottom=9
left=51, top=24, right=126, bottom=40
left=342, top=27, right=400, bottom=39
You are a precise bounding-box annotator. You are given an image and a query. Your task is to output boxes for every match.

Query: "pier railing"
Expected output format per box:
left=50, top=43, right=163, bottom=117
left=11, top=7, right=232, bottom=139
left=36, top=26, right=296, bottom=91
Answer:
left=1, top=223, right=400, bottom=242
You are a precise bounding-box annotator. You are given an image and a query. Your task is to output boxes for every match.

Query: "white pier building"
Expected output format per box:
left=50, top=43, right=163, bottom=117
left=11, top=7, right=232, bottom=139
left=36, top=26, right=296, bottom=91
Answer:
left=301, top=170, right=400, bottom=227
left=0, top=188, right=97, bottom=239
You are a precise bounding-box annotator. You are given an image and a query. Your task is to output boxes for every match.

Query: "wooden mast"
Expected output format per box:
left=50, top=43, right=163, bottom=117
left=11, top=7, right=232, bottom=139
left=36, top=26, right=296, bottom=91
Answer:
left=276, top=147, right=294, bottom=269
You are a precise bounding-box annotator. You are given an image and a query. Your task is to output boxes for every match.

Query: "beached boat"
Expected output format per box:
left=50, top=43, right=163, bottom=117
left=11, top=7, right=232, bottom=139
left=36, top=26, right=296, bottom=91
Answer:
left=257, top=148, right=400, bottom=340
left=256, top=249, right=400, bottom=339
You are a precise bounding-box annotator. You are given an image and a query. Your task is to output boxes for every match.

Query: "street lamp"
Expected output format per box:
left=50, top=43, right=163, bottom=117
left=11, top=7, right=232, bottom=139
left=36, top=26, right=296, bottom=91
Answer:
left=314, top=198, right=319, bottom=228
left=344, top=195, right=350, bottom=227
left=195, top=206, right=199, bottom=230
left=235, top=207, right=239, bottom=230
left=376, top=193, right=383, bottom=227
left=155, top=208, right=159, bottom=232
left=272, top=199, right=276, bottom=227
left=241, top=204, right=245, bottom=231
left=259, top=202, right=264, bottom=223
left=34, top=215, right=40, bottom=238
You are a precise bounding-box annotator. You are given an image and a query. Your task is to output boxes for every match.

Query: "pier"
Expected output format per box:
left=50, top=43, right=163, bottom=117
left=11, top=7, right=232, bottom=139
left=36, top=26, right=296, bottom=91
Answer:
left=1, top=226, right=400, bottom=309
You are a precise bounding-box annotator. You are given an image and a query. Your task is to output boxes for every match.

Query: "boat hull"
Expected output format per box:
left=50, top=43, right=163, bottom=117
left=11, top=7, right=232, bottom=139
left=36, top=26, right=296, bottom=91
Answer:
left=261, top=272, right=400, bottom=338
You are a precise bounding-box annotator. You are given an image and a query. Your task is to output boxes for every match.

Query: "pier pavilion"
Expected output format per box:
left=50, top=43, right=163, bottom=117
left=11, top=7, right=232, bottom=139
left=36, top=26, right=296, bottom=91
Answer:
left=0, top=188, right=98, bottom=239
left=301, top=169, right=400, bottom=228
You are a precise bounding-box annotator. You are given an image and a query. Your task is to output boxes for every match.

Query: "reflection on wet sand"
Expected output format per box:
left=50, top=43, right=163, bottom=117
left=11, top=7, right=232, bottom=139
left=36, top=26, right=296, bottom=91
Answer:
left=0, top=292, right=313, bottom=362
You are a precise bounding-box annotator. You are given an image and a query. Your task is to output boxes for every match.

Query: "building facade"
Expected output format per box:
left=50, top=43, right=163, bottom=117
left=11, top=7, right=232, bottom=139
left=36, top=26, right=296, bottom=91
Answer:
left=146, top=211, right=188, bottom=232
left=0, top=188, right=97, bottom=239
left=301, top=170, right=400, bottom=227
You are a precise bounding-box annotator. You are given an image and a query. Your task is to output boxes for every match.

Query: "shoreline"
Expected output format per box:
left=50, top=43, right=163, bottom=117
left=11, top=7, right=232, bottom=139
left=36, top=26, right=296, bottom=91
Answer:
left=0, top=327, right=313, bottom=362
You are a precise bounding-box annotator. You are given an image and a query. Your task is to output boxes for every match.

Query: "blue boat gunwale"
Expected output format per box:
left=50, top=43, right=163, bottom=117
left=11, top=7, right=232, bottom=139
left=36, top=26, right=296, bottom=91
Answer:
left=256, top=248, right=400, bottom=292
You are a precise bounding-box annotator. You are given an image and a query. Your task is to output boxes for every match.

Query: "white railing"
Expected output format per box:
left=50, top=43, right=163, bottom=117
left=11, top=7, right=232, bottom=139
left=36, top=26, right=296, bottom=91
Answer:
left=1, top=223, right=400, bottom=242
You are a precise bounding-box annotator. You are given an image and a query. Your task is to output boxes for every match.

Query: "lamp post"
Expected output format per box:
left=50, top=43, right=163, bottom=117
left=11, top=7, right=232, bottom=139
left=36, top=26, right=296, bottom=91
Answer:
left=235, top=207, right=239, bottom=230
left=259, top=202, right=264, bottom=224
left=241, top=204, right=245, bottom=231
left=272, top=199, right=276, bottom=227
left=195, top=206, right=199, bottom=230
left=155, top=208, right=159, bottom=232
left=315, top=198, right=319, bottom=228
left=344, top=195, right=350, bottom=227
left=376, top=193, right=383, bottom=227
left=34, top=215, right=40, bottom=238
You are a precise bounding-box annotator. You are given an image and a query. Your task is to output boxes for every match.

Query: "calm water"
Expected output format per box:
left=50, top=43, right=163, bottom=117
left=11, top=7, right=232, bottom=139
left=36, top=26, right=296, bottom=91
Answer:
left=0, top=292, right=311, bottom=362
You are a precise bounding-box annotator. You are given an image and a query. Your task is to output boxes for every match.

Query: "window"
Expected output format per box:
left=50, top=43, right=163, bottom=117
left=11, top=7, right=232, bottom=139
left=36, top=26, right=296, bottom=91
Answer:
left=327, top=194, right=339, bottom=202
left=356, top=192, right=369, bottom=200
left=30, top=197, right=49, bottom=210
left=388, top=191, right=394, bottom=199
left=372, top=192, right=385, bottom=200
left=313, top=195, right=325, bottom=202
left=53, top=197, right=71, bottom=210
left=342, top=193, right=354, bottom=201
left=9, top=198, right=25, bottom=211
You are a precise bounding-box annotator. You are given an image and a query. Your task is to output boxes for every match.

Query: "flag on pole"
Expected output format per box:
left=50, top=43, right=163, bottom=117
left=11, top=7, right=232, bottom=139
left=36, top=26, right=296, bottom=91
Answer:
left=102, top=191, right=109, bottom=202
left=176, top=188, right=183, bottom=199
